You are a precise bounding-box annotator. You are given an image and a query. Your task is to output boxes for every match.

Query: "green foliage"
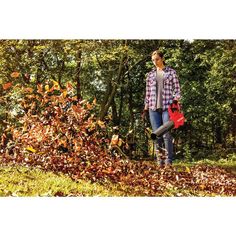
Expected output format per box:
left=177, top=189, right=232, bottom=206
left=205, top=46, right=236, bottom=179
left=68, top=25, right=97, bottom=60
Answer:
left=183, top=143, right=192, bottom=162
left=0, top=39, right=235, bottom=161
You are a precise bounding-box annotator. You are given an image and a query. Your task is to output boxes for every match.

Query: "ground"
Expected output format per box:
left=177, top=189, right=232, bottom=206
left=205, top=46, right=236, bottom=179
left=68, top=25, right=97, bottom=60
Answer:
left=1, top=158, right=235, bottom=197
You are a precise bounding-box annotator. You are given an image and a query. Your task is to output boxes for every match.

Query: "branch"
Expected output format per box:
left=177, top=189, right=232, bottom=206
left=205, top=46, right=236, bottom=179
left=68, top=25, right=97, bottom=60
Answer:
left=124, top=55, right=149, bottom=76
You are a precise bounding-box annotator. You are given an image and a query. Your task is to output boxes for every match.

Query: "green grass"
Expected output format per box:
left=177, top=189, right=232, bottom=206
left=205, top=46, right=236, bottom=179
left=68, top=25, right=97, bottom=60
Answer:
left=174, top=158, right=236, bottom=174
left=0, top=164, right=128, bottom=197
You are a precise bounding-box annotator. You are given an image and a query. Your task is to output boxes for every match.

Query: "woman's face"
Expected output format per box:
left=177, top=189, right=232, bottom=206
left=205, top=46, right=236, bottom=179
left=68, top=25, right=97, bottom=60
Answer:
left=152, top=54, right=164, bottom=68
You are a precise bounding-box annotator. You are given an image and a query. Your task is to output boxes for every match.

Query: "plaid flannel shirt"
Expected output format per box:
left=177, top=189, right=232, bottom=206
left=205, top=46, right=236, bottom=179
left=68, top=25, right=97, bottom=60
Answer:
left=144, top=66, right=181, bottom=111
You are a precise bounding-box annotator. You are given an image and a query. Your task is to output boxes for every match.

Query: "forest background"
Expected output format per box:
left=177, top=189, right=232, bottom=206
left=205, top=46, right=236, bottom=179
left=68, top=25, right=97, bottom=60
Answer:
left=0, top=39, right=235, bottom=161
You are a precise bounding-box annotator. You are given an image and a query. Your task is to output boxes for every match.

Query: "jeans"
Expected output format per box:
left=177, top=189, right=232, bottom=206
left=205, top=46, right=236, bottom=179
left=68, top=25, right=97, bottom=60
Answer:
left=149, top=109, right=173, bottom=165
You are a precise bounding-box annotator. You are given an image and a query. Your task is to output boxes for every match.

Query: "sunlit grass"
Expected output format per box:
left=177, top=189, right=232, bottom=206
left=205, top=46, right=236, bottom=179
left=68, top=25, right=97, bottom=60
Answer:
left=0, top=165, right=128, bottom=197
left=174, top=158, right=236, bottom=174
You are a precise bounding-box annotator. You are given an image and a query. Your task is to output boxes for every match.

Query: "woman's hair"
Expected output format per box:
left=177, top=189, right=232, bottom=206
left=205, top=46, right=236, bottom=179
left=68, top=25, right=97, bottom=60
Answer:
left=151, top=50, right=165, bottom=65
left=151, top=50, right=164, bottom=58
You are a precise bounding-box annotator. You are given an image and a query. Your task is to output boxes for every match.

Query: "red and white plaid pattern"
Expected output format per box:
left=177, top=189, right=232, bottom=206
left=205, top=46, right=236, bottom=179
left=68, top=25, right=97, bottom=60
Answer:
left=145, top=66, right=181, bottom=111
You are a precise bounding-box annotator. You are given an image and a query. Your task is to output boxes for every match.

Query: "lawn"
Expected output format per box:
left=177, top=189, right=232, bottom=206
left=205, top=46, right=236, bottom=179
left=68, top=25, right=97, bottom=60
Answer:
left=0, top=164, right=129, bottom=197
left=1, top=159, right=235, bottom=197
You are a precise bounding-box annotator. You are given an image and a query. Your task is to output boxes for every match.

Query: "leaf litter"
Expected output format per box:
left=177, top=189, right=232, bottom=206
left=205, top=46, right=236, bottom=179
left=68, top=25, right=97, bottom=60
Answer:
left=1, top=86, right=236, bottom=196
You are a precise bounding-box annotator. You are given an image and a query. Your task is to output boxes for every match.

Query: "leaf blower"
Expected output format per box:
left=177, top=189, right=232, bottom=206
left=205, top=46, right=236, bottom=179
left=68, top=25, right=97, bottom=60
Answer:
left=150, top=100, right=185, bottom=140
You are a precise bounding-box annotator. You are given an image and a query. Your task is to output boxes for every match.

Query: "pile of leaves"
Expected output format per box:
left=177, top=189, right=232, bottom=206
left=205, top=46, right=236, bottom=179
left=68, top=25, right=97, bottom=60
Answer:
left=1, top=84, right=236, bottom=196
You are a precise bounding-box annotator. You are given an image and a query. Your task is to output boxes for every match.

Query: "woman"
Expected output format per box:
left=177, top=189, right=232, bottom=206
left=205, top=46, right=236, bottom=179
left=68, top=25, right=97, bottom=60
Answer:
left=143, top=50, right=181, bottom=167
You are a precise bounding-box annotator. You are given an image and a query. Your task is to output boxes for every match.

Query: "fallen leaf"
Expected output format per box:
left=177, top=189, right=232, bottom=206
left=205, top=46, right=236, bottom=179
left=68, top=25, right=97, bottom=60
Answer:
left=10, top=72, right=20, bottom=78
left=3, top=82, right=12, bottom=90
left=186, top=166, right=191, bottom=173
left=45, top=84, right=50, bottom=92
left=97, top=120, right=105, bottom=128
left=25, top=146, right=37, bottom=153
left=199, top=184, right=206, bottom=190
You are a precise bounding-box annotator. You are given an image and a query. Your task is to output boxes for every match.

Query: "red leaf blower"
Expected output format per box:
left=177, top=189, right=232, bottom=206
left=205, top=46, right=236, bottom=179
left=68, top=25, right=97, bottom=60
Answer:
left=150, top=101, right=185, bottom=140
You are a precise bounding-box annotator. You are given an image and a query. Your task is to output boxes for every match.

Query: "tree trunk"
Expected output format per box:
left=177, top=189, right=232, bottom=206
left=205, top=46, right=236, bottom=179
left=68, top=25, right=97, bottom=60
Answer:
left=99, top=77, right=112, bottom=116
left=215, top=124, right=222, bottom=144
left=76, top=49, right=82, bottom=101
left=118, top=86, right=124, bottom=125
left=127, top=67, right=134, bottom=128
left=231, top=103, right=236, bottom=147
left=99, top=53, right=127, bottom=120
left=111, top=97, right=119, bottom=125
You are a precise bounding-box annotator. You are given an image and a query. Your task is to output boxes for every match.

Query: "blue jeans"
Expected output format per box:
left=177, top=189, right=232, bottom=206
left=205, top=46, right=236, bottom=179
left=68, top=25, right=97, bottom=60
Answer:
left=149, top=109, right=173, bottom=165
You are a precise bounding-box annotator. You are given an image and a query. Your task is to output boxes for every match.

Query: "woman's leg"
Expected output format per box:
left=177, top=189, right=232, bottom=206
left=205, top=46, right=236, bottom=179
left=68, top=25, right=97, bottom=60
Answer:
left=149, top=109, right=164, bottom=165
